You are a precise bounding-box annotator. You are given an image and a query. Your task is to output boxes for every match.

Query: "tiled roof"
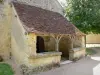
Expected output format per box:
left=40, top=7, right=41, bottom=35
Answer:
left=13, top=2, right=85, bottom=35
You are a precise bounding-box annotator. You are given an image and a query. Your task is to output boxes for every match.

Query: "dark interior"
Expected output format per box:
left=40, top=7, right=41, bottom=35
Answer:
left=59, top=37, right=71, bottom=60
left=36, top=36, right=45, bottom=53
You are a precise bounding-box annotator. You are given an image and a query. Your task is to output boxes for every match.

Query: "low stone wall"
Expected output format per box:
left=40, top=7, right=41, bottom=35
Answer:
left=21, top=63, right=60, bottom=75
left=20, top=52, right=61, bottom=74
left=28, top=52, right=62, bottom=68
left=69, top=48, right=86, bottom=60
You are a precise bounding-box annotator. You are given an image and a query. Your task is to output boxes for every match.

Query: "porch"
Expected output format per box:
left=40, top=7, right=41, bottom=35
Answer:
left=27, top=33, right=86, bottom=68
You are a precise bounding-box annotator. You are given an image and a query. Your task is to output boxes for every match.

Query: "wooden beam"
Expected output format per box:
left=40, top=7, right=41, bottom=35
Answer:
left=51, top=34, right=63, bottom=52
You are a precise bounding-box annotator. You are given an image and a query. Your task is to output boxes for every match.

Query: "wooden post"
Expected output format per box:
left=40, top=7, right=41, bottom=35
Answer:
left=55, top=39, right=59, bottom=52
left=51, top=34, right=63, bottom=52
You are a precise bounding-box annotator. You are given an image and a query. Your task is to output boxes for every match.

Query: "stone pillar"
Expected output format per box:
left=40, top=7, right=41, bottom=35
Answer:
left=69, top=37, right=74, bottom=60
left=27, top=33, right=37, bottom=56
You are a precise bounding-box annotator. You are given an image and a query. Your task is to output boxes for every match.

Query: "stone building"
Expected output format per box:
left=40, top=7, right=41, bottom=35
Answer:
left=0, top=1, right=12, bottom=60
left=0, top=0, right=86, bottom=72
left=11, top=2, right=85, bottom=67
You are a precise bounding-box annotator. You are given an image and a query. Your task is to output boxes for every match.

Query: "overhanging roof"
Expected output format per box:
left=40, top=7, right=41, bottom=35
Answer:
left=13, top=2, right=85, bottom=36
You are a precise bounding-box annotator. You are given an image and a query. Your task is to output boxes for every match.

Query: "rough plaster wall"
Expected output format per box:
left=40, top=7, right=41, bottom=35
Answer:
left=0, top=3, right=11, bottom=60
left=13, top=0, right=64, bottom=15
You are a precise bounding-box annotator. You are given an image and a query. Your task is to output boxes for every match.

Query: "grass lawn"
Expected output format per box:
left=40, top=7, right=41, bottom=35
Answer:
left=0, top=63, right=14, bottom=75
left=86, top=48, right=97, bottom=55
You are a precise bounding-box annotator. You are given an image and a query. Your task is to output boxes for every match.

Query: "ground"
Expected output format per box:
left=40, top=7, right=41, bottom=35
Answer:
left=37, top=48, right=100, bottom=75
left=2, top=47, right=100, bottom=75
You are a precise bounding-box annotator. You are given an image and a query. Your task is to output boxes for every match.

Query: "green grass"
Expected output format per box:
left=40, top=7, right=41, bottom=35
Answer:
left=0, top=63, right=14, bottom=75
left=86, top=48, right=97, bottom=55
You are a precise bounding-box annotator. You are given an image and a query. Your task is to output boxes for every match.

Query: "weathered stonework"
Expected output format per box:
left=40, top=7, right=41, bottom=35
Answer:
left=26, top=33, right=37, bottom=56
left=0, top=2, right=12, bottom=60
left=69, top=48, right=86, bottom=60
left=28, top=52, right=62, bottom=68
left=20, top=63, right=60, bottom=75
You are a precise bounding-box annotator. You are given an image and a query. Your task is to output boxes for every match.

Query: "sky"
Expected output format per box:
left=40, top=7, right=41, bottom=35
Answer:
left=57, top=0, right=67, bottom=7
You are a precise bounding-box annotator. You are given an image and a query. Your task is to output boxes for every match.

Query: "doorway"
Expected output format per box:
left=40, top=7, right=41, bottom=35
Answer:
left=36, top=36, right=45, bottom=53
left=59, top=36, right=71, bottom=60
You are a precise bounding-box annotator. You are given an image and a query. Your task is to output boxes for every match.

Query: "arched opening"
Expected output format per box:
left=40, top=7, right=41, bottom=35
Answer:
left=59, top=36, right=71, bottom=60
left=36, top=36, right=45, bottom=53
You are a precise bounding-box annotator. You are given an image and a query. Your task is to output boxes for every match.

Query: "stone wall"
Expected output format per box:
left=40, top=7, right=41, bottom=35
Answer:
left=28, top=52, right=62, bottom=68
left=20, top=52, right=61, bottom=74
left=59, top=36, right=72, bottom=59
left=42, top=35, right=85, bottom=60
left=73, top=36, right=82, bottom=48
left=11, top=5, right=30, bottom=64
left=69, top=48, right=86, bottom=60
left=11, top=5, right=61, bottom=69
left=0, top=2, right=12, bottom=60
left=42, top=36, right=55, bottom=52
left=26, top=33, right=37, bottom=56
left=86, top=34, right=100, bottom=44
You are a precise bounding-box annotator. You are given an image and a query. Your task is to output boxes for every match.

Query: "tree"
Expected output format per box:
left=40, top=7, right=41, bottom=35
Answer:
left=65, top=0, right=100, bottom=34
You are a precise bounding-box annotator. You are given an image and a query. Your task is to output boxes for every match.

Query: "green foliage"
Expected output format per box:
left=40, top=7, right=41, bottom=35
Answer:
left=86, top=48, right=96, bottom=55
left=0, top=63, right=14, bottom=75
left=65, top=0, right=100, bottom=34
